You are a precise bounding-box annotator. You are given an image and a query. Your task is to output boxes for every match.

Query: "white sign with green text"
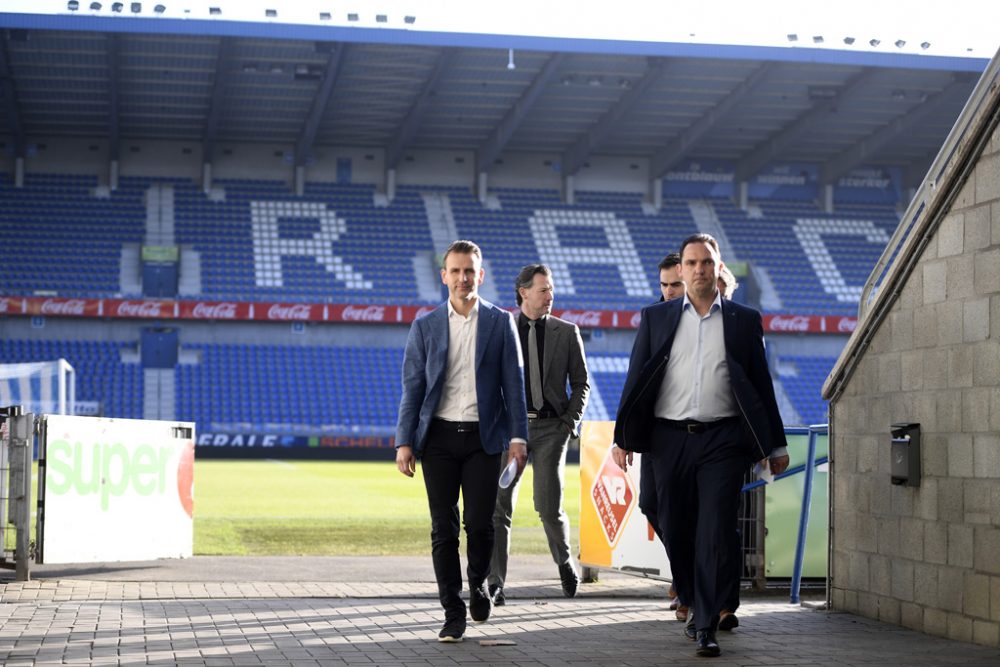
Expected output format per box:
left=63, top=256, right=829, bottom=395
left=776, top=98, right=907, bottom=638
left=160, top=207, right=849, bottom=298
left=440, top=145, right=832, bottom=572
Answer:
left=41, top=415, right=195, bottom=564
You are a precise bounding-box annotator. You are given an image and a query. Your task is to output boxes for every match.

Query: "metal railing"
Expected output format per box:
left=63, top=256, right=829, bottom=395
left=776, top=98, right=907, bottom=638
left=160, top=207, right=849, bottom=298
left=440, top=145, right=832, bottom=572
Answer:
left=0, top=406, right=34, bottom=581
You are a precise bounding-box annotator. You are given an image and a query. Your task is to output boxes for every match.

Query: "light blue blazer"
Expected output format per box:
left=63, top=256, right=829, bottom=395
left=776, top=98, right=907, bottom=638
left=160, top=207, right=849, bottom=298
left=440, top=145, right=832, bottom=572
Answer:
left=395, top=299, right=529, bottom=456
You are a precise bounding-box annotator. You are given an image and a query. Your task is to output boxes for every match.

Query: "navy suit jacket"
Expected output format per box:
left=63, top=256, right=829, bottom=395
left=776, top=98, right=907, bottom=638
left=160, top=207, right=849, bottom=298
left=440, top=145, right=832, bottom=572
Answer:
left=613, top=297, right=787, bottom=460
left=395, top=298, right=529, bottom=456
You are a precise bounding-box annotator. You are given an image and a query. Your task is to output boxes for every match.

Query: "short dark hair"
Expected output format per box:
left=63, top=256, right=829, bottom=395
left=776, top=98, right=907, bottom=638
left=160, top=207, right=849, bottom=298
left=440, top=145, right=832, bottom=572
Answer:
left=679, top=233, right=720, bottom=259
left=441, top=239, right=482, bottom=268
left=657, top=252, right=681, bottom=271
left=515, top=264, right=551, bottom=306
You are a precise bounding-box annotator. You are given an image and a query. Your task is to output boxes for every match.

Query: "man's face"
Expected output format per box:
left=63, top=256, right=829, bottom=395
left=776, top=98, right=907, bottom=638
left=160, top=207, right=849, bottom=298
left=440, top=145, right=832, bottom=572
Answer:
left=519, top=272, right=554, bottom=319
left=659, top=265, right=685, bottom=301
left=440, top=251, right=483, bottom=304
left=680, top=242, right=722, bottom=301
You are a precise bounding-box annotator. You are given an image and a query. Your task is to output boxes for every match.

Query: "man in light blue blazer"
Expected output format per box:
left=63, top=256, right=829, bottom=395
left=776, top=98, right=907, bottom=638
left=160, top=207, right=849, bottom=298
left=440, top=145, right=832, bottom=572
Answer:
left=395, top=239, right=528, bottom=643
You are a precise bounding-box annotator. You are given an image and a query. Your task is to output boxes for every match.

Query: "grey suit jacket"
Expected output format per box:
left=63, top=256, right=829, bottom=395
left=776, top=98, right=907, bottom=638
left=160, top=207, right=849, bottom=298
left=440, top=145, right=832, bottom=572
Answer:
left=536, top=315, right=590, bottom=436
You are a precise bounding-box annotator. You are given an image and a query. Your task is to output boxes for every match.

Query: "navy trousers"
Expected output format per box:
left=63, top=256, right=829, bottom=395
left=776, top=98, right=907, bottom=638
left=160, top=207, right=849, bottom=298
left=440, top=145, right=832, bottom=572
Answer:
left=650, top=419, right=748, bottom=632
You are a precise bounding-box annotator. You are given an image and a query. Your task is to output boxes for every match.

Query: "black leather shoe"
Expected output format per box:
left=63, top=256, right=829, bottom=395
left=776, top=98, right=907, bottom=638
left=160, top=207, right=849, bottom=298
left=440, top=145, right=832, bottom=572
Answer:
left=696, top=630, right=721, bottom=657
left=684, top=609, right=696, bottom=640
left=438, top=617, right=466, bottom=642
left=489, top=583, right=506, bottom=606
left=559, top=562, right=580, bottom=598
left=469, top=583, right=493, bottom=623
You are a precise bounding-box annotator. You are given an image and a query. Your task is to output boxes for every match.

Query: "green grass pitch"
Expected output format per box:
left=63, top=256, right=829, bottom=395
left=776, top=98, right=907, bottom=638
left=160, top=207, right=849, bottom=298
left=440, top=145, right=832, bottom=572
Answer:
left=194, top=459, right=582, bottom=556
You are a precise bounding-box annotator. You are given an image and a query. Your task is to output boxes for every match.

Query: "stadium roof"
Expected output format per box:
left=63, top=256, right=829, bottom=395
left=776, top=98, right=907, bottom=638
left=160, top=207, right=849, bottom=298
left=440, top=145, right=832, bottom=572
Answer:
left=0, top=4, right=994, bottom=187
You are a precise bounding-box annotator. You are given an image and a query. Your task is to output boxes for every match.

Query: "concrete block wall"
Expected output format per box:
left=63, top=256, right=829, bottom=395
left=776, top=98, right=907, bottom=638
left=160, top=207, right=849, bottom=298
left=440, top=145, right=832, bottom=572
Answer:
left=829, top=122, right=1000, bottom=646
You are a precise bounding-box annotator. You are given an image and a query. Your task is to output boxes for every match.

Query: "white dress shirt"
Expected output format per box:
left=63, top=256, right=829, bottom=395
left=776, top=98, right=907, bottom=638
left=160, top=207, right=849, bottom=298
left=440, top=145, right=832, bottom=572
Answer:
left=655, top=292, right=737, bottom=421
left=434, top=299, right=480, bottom=422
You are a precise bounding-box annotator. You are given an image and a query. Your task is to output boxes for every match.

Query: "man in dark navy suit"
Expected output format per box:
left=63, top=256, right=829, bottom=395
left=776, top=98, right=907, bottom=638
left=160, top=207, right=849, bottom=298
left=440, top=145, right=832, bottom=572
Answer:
left=612, top=233, right=788, bottom=658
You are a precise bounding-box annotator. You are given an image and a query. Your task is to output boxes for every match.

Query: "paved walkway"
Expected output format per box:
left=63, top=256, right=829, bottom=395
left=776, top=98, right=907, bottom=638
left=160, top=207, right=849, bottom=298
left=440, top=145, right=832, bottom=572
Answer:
left=1, top=557, right=999, bottom=666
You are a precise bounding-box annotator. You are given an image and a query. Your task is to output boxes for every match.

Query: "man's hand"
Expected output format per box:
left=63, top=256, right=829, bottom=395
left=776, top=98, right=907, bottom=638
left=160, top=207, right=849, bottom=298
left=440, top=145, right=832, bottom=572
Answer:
left=612, top=445, right=633, bottom=472
left=509, top=440, right=528, bottom=473
left=396, top=446, right=416, bottom=477
left=766, top=453, right=790, bottom=476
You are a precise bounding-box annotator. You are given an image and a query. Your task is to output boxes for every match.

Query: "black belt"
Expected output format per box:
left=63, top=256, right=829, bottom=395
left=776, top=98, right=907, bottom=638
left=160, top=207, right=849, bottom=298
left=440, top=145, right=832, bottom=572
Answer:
left=527, top=409, right=559, bottom=420
left=431, top=419, right=479, bottom=433
left=657, top=416, right=740, bottom=434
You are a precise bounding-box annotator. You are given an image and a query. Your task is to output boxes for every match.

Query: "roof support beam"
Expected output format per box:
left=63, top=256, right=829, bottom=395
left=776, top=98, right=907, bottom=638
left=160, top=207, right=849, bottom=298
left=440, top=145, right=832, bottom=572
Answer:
left=0, top=32, right=25, bottom=158
left=385, top=49, right=458, bottom=171
left=294, top=43, right=346, bottom=168
left=202, top=38, right=235, bottom=165
left=562, top=59, right=671, bottom=177
left=733, top=70, right=875, bottom=184
left=649, top=63, right=772, bottom=179
left=106, top=34, right=121, bottom=161
left=821, top=78, right=968, bottom=185
left=475, top=52, right=566, bottom=175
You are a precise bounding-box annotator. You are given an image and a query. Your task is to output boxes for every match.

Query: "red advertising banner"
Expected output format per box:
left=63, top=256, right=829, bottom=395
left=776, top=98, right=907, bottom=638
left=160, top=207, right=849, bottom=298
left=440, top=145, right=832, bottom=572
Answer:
left=0, top=296, right=26, bottom=315
left=105, top=299, right=177, bottom=319
left=25, top=297, right=102, bottom=318
left=252, top=302, right=323, bottom=322
left=762, top=314, right=857, bottom=334
left=177, top=301, right=249, bottom=320
left=0, top=296, right=857, bottom=334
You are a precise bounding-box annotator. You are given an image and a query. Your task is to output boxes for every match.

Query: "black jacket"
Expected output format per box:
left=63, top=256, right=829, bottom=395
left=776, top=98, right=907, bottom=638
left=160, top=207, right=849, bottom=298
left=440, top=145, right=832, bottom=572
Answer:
left=613, top=297, right=786, bottom=459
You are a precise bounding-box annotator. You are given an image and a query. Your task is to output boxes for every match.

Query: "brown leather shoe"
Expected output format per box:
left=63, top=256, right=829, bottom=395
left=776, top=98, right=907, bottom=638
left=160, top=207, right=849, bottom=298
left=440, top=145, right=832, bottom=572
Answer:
left=718, top=609, right=739, bottom=631
left=675, top=605, right=689, bottom=622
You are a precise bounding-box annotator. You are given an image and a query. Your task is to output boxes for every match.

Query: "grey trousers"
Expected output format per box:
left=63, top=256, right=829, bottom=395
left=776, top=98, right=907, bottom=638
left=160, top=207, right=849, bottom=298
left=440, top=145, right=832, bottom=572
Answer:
left=488, top=417, right=573, bottom=589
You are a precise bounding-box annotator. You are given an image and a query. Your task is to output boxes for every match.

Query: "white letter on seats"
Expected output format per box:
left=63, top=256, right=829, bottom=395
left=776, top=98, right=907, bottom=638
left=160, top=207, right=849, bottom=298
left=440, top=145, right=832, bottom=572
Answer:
left=251, top=201, right=372, bottom=289
left=528, top=210, right=648, bottom=296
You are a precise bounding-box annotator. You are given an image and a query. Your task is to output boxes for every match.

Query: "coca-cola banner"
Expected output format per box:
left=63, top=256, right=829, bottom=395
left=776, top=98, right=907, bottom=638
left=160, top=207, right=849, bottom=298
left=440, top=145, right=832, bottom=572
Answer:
left=105, top=299, right=177, bottom=319
left=330, top=304, right=391, bottom=323
left=2, top=296, right=856, bottom=334
left=0, top=296, right=26, bottom=315
left=252, top=302, right=323, bottom=322
left=763, top=314, right=857, bottom=334
left=25, top=297, right=102, bottom=318
left=178, top=301, right=249, bottom=320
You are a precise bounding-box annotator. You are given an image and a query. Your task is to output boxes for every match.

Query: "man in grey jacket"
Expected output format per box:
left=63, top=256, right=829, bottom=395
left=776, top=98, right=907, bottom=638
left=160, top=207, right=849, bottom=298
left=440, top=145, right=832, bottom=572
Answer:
left=488, top=263, right=590, bottom=605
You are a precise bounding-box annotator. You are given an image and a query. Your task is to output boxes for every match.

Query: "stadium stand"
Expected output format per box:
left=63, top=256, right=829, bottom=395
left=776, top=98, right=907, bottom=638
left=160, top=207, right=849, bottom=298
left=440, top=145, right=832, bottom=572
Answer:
left=0, top=173, right=146, bottom=297
left=776, top=354, right=838, bottom=426
left=0, top=339, right=144, bottom=419
left=0, top=175, right=902, bottom=432
left=174, top=343, right=404, bottom=435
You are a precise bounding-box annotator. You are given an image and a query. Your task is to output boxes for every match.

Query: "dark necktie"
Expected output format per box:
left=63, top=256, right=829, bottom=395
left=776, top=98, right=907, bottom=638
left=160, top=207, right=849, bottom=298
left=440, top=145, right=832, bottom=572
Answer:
left=528, top=319, right=543, bottom=410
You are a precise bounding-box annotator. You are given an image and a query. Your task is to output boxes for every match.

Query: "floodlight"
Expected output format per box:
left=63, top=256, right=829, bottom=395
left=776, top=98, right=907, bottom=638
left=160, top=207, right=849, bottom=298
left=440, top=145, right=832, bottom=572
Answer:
left=404, top=15, right=415, bottom=24
left=111, top=2, right=123, bottom=11
left=843, top=37, right=855, bottom=45
left=67, top=1, right=79, bottom=10
left=812, top=36, right=823, bottom=44
left=347, top=12, right=358, bottom=21
left=895, top=40, right=906, bottom=48
left=869, top=39, right=880, bottom=47
left=265, top=8, right=277, bottom=18
left=376, top=14, right=387, bottom=23
left=90, top=1, right=101, bottom=9
left=209, top=6, right=220, bottom=15
left=130, top=2, right=140, bottom=11
left=787, top=34, right=798, bottom=42
left=154, top=3, right=165, bottom=12
left=319, top=12, right=331, bottom=20
left=920, top=41, right=931, bottom=50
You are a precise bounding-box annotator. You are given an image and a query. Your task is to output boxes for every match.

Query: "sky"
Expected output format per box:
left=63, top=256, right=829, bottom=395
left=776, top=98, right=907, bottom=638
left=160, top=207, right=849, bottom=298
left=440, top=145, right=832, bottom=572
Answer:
left=5, top=0, right=1000, bottom=59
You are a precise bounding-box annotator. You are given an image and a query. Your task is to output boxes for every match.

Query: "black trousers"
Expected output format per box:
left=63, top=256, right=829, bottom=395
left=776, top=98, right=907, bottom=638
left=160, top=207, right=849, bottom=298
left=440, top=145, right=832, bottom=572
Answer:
left=650, top=419, right=748, bottom=632
left=421, top=420, right=502, bottom=620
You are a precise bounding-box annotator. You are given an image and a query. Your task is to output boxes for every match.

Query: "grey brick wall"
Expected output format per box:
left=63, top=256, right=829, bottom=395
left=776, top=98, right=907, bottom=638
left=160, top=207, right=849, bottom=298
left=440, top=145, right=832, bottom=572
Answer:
left=830, top=122, right=1000, bottom=647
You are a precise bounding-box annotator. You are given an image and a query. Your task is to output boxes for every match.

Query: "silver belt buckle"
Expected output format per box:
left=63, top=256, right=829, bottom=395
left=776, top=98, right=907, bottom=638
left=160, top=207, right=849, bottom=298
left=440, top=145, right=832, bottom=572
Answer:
left=527, top=411, right=539, bottom=420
